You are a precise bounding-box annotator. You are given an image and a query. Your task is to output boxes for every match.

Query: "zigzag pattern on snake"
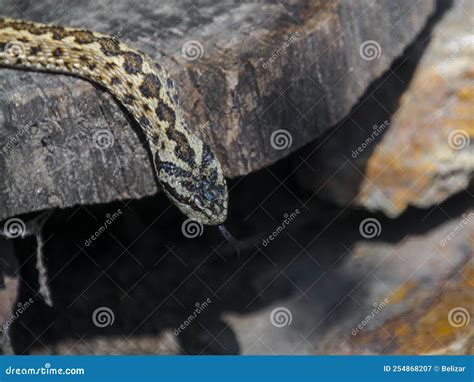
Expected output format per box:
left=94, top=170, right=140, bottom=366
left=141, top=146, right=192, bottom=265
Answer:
left=0, top=17, right=228, bottom=225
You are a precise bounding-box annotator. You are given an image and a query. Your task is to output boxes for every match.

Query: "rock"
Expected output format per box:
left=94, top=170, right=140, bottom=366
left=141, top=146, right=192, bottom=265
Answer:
left=0, top=237, right=19, bottom=354
left=31, top=331, right=180, bottom=355
left=0, top=0, right=436, bottom=221
left=296, top=0, right=473, bottom=217
left=223, top=207, right=473, bottom=355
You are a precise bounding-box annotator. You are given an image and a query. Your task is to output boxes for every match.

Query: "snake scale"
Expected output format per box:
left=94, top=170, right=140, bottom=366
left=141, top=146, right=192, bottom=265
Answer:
left=0, top=17, right=228, bottom=226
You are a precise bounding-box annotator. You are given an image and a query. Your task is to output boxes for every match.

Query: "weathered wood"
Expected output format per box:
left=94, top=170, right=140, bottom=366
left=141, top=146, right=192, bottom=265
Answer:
left=0, top=0, right=436, bottom=221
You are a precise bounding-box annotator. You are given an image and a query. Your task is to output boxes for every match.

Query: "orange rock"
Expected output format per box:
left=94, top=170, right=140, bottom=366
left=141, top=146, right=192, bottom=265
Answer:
left=296, top=2, right=473, bottom=217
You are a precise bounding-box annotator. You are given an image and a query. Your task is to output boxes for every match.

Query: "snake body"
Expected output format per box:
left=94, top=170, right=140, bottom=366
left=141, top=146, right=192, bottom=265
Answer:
left=0, top=17, right=228, bottom=225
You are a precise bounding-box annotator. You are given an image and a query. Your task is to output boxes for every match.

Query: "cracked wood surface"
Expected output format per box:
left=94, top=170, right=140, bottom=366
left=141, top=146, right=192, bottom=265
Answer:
left=0, top=0, right=436, bottom=220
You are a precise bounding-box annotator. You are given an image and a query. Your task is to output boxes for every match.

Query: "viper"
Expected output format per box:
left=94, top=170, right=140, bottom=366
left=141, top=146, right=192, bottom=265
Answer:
left=0, top=17, right=228, bottom=227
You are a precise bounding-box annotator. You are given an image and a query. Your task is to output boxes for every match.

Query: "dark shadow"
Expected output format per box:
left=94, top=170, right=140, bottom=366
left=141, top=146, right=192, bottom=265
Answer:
left=8, top=168, right=471, bottom=355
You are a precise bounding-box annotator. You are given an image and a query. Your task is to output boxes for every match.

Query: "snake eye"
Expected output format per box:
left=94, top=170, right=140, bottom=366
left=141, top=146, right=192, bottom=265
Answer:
left=194, top=195, right=204, bottom=210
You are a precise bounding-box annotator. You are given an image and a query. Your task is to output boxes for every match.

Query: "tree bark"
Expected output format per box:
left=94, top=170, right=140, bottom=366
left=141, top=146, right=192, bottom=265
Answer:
left=0, top=0, right=436, bottom=221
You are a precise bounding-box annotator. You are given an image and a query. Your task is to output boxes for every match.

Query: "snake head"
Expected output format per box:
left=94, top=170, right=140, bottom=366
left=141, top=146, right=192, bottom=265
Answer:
left=155, top=143, right=228, bottom=226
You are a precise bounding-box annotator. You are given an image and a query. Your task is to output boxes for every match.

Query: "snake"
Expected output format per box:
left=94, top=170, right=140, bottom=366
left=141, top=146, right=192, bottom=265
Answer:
left=0, top=17, right=228, bottom=226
